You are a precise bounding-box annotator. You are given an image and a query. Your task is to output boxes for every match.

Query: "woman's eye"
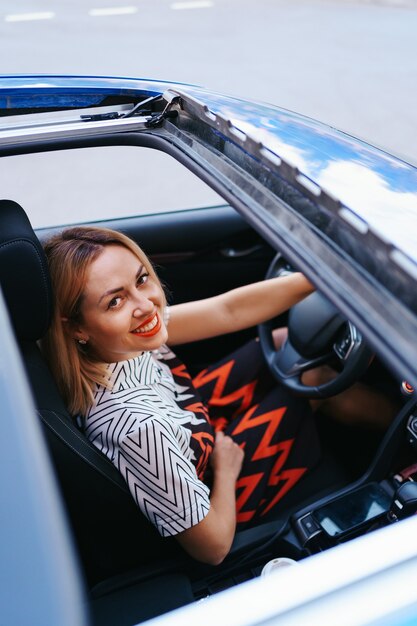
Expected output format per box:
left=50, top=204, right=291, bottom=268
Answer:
left=108, top=296, right=122, bottom=309
left=137, top=273, right=149, bottom=286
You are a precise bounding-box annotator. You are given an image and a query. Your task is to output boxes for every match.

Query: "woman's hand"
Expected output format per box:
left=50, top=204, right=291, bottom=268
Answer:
left=210, top=431, right=244, bottom=482
left=175, top=431, right=244, bottom=565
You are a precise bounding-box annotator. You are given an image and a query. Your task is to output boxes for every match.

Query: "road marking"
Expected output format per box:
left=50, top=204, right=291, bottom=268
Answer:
left=5, top=11, right=55, bottom=22
left=89, top=6, right=139, bottom=17
left=171, top=1, right=214, bottom=9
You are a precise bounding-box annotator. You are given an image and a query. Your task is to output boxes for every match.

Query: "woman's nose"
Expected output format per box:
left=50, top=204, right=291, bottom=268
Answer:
left=132, top=293, right=153, bottom=317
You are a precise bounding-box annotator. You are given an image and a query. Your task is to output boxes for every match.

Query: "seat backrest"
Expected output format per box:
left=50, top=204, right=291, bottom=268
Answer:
left=0, top=200, right=181, bottom=587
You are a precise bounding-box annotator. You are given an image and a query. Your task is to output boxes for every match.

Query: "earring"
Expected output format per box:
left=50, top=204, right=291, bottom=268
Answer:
left=78, top=339, right=87, bottom=345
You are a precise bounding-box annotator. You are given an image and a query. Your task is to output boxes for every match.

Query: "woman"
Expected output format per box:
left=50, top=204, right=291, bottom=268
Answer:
left=40, top=226, right=350, bottom=564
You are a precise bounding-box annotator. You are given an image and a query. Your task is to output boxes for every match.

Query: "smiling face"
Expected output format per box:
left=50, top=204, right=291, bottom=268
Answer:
left=75, top=244, right=168, bottom=363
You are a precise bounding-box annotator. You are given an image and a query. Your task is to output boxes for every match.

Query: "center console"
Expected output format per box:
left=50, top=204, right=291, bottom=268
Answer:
left=294, top=481, right=395, bottom=552
left=291, top=398, right=417, bottom=555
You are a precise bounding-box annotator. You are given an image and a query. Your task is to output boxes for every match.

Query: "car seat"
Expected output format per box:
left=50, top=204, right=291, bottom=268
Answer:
left=0, top=200, right=194, bottom=608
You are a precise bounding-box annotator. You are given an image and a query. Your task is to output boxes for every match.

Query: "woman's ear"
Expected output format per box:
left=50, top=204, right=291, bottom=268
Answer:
left=74, top=332, right=89, bottom=344
left=62, top=317, right=89, bottom=343
left=72, top=327, right=89, bottom=344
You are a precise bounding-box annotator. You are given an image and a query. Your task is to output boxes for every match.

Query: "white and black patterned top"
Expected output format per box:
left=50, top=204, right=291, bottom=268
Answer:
left=82, top=346, right=213, bottom=537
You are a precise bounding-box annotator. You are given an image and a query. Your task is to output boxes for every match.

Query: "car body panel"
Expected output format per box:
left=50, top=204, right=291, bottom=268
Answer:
left=0, top=290, right=88, bottom=626
left=145, top=515, right=417, bottom=626
left=170, top=86, right=417, bottom=268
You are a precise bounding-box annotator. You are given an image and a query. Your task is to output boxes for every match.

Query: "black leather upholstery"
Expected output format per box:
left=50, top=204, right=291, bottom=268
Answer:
left=0, top=200, right=183, bottom=589
left=0, top=199, right=52, bottom=340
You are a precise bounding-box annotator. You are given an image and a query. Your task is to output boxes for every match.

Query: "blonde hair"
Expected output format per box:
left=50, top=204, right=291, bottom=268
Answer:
left=41, top=226, right=165, bottom=417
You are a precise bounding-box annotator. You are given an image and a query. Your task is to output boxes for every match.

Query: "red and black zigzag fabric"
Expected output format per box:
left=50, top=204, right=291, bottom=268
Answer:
left=172, top=339, right=321, bottom=528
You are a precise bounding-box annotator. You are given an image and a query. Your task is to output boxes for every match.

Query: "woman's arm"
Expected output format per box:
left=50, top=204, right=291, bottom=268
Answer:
left=175, top=431, right=244, bottom=565
left=167, top=273, right=314, bottom=346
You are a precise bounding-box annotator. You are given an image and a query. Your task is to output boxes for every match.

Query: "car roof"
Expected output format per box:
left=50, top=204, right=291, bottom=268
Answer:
left=182, top=86, right=417, bottom=265
left=1, top=75, right=416, bottom=264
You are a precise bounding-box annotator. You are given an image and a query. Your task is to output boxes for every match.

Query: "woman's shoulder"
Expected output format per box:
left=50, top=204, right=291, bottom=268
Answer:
left=104, top=350, right=171, bottom=392
left=85, top=350, right=172, bottom=415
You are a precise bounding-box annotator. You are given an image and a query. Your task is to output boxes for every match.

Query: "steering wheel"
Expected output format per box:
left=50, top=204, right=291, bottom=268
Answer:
left=258, top=254, right=373, bottom=398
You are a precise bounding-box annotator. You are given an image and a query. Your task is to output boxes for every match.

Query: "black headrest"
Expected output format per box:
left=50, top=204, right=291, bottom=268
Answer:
left=0, top=200, right=52, bottom=341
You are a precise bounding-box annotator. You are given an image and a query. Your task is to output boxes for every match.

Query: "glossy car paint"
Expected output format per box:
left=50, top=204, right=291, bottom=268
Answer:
left=145, top=515, right=417, bottom=626
left=1, top=75, right=416, bottom=263
left=0, top=290, right=87, bottom=626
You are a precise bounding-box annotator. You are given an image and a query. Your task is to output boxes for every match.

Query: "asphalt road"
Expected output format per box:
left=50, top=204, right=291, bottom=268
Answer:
left=1, top=0, right=416, bottom=226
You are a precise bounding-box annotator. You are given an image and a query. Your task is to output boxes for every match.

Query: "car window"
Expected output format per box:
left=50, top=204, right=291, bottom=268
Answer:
left=0, top=146, right=223, bottom=228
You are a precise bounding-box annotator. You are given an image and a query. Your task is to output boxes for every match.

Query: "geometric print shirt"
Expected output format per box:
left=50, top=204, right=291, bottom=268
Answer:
left=82, top=345, right=214, bottom=537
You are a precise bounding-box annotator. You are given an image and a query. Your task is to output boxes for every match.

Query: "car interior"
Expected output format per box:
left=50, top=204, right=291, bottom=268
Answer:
left=1, top=141, right=417, bottom=626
